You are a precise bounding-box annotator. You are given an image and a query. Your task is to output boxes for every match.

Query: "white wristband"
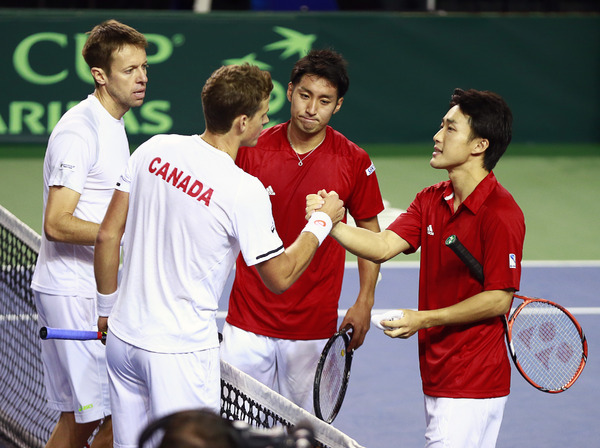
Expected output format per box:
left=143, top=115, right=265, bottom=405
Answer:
left=96, top=289, right=118, bottom=317
left=302, top=211, right=332, bottom=246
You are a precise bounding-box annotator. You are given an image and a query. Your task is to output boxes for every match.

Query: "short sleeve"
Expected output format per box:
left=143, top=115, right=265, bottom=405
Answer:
left=233, top=176, right=284, bottom=267
left=346, top=152, right=384, bottom=221
left=386, top=190, right=424, bottom=253
left=115, top=152, right=136, bottom=193
left=47, top=130, right=97, bottom=194
left=481, top=205, right=525, bottom=292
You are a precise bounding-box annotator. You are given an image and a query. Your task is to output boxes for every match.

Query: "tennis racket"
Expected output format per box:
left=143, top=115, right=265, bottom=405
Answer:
left=313, top=324, right=354, bottom=423
left=39, top=326, right=106, bottom=343
left=445, top=235, right=588, bottom=393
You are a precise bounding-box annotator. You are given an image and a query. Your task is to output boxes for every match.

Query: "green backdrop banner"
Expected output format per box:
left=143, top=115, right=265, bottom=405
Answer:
left=0, top=10, right=598, bottom=146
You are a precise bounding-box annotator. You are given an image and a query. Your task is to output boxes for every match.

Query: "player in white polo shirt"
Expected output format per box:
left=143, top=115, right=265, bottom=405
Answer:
left=31, top=20, right=148, bottom=448
left=93, top=63, right=344, bottom=448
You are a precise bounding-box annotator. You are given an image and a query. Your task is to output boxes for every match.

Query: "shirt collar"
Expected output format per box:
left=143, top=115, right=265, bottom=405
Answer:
left=443, top=171, right=498, bottom=214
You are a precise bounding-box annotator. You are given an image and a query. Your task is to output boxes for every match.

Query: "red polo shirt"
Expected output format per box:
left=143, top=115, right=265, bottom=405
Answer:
left=227, top=122, right=384, bottom=340
left=388, top=172, right=525, bottom=398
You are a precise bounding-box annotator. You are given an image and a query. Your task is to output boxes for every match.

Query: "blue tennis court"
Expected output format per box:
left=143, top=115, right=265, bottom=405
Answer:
left=333, top=263, right=599, bottom=447
left=217, top=262, right=599, bottom=447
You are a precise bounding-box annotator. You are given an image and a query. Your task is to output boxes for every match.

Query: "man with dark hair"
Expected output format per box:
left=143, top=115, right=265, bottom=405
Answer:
left=138, top=409, right=237, bottom=448
left=94, top=63, right=344, bottom=446
left=31, top=19, right=148, bottom=448
left=309, top=88, right=525, bottom=447
left=221, top=49, right=384, bottom=412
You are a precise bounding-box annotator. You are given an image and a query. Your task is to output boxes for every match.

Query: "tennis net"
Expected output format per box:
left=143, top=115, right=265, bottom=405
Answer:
left=0, top=204, right=364, bottom=448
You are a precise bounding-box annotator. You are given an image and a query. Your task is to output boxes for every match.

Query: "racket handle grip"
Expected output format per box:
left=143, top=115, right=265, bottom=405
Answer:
left=445, top=235, right=484, bottom=284
left=39, top=327, right=105, bottom=341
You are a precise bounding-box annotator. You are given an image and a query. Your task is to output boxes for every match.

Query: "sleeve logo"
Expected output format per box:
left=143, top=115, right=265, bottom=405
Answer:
left=59, top=162, right=75, bottom=171
left=509, top=253, right=517, bottom=269
left=365, top=162, right=376, bottom=176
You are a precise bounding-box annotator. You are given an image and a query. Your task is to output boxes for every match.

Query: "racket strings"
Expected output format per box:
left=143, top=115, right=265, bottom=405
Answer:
left=318, top=336, right=348, bottom=421
left=510, top=302, right=584, bottom=391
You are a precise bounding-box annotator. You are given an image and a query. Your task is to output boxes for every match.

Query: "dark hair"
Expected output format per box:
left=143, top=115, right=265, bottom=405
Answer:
left=138, top=409, right=236, bottom=448
left=138, top=409, right=316, bottom=448
left=202, top=64, right=273, bottom=134
left=290, top=49, right=349, bottom=99
left=449, top=88, right=513, bottom=171
left=82, top=19, right=147, bottom=76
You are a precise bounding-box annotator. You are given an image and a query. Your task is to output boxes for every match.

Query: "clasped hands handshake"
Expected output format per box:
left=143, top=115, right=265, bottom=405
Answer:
left=305, top=189, right=345, bottom=226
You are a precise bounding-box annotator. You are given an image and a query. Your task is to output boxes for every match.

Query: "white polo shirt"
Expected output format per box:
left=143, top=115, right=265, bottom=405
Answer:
left=32, top=94, right=129, bottom=298
left=108, top=134, right=284, bottom=353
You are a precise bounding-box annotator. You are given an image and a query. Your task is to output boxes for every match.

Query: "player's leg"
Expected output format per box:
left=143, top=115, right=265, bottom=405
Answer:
left=146, top=346, right=220, bottom=420
left=35, top=292, right=111, bottom=446
left=108, top=331, right=221, bottom=446
left=424, top=395, right=508, bottom=448
left=106, top=331, right=150, bottom=448
left=220, top=322, right=277, bottom=389
left=45, top=412, right=100, bottom=448
left=89, top=417, right=113, bottom=448
left=276, top=338, right=328, bottom=412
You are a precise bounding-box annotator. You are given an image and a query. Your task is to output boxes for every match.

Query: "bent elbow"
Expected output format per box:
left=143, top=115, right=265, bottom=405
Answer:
left=95, top=227, right=117, bottom=248
left=366, top=252, right=393, bottom=264
left=256, top=258, right=298, bottom=294
left=43, top=222, right=60, bottom=242
left=264, top=279, right=290, bottom=295
left=495, top=290, right=515, bottom=316
left=500, top=300, right=512, bottom=316
left=259, top=271, right=294, bottom=294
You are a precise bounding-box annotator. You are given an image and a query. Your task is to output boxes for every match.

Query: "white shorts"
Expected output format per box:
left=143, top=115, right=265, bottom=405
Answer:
left=106, top=330, right=220, bottom=448
left=424, top=394, right=508, bottom=448
left=34, top=291, right=110, bottom=423
left=220, top=322, right=327, bottom=412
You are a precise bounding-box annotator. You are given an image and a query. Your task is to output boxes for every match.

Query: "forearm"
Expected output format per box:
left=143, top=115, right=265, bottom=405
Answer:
left=354, top=216, right=381, bottom=306
left=330, top=223, right=396, bottom=263
left=44, top=185, right=99, bottom=245
left=93, top=233, right=120, bottom=294
left=341, top=256, right=379, bottom=349
left=355, top=256, right=378, bottom=308
left=93, top=190, right=128, bottom=295
left=418, top=289, right=513, bottom=329
left=256, top=232, right=319, bottom=294
left=44, top=213, right=100, bottom=245
left=257, top=191, right=344, bottom=294
left=95, top=232, right=118, bottom=324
